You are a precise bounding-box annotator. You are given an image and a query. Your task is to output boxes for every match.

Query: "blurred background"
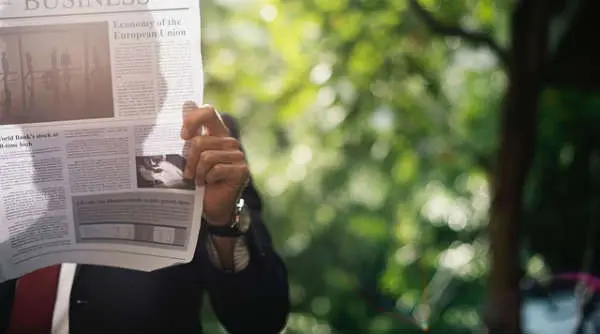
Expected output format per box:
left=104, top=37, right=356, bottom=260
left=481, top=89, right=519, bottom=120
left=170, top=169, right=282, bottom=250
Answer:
left=197, top=0, right=600, bottom=332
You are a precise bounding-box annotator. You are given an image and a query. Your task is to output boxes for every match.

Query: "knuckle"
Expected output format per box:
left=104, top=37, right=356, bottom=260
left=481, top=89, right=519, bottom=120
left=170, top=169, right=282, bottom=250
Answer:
left=201, top=104, right=216, bottom=115
left=239, top=164, right=250, bottom=177
left=210, top=164, right=225, bottom=176
left=191, top=136, right=203, bottom=148
left=182, top=112, right=193, bottom=123
left=223, top=137, right=240, bottom=150
left=195, top=160, right=205, bottom=171
left=198, top=150, right=213, bottom=165
left=184, top=109, right=199, bottom=124
left=233, top=150, right=245, bottom=161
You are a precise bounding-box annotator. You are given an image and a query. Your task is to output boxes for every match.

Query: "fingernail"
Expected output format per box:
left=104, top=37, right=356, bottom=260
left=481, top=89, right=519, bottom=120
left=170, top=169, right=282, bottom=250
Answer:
left=183, top=168, right=192, bottom=179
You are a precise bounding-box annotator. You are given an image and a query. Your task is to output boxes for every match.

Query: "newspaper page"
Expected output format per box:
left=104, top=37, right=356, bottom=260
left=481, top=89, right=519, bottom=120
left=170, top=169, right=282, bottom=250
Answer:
left=0, top=0, right=205, bottom=282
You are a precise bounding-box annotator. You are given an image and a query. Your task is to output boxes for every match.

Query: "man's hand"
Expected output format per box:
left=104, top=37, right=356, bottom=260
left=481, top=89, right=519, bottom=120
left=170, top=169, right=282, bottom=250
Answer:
left=180, top=104, right=249, bottom=227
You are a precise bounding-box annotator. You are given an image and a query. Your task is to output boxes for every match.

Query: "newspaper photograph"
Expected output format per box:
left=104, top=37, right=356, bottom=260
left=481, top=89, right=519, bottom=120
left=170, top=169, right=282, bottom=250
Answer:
left=0, top=0, right=204, bottom=282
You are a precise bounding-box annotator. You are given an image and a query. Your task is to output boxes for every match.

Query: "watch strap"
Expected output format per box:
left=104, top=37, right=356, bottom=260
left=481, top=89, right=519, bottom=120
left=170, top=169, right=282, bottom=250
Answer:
left=205, top=197, right=250, bottom=237
left=205, top=220, right=247, bottom=237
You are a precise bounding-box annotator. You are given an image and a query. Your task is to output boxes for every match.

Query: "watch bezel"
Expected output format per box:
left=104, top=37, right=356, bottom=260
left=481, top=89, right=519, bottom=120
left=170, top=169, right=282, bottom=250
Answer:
left=231, top=198, right=251, bottom=233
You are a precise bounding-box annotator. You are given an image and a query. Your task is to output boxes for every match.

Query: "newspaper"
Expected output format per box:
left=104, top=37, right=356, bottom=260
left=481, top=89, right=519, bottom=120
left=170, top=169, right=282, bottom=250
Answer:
left=0, top=0, right=204, bottom=282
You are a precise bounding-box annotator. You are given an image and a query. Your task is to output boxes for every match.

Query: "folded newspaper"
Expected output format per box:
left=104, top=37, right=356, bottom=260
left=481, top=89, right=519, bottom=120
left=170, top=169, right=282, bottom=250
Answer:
left=0, top=0, right=204, bottom=282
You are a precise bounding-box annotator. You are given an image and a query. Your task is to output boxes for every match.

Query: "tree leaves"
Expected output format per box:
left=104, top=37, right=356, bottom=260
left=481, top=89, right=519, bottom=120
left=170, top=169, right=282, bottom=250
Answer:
left=200, top=0, right=508, bottom=331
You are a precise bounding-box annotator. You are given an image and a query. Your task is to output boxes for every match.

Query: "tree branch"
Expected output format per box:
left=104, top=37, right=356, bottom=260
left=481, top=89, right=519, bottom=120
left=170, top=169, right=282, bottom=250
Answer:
left=409, top=0, right=509, bottom=67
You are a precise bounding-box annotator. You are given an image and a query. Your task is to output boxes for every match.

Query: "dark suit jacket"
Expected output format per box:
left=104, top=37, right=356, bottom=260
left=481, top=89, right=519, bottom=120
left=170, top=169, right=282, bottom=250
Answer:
left=0, top=115, right=291, bottom=333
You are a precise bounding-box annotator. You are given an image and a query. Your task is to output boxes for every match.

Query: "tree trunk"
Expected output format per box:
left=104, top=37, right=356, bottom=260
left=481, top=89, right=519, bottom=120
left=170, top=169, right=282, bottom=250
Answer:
left=485, top=1, right=550, bottom=332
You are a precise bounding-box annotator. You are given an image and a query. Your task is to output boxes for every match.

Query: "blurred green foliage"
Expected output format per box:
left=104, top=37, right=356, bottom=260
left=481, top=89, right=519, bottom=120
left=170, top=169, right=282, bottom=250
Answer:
left=199, top=0, right=512, bottom=332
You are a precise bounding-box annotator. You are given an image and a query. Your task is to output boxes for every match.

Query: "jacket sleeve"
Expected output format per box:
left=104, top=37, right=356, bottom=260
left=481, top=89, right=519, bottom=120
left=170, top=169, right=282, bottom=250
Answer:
left=192, top=114, right=291, bottom=333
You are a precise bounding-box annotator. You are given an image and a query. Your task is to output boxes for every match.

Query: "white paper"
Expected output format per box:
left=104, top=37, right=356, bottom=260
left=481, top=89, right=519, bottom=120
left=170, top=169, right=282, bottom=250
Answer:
left=0, top=0, right=205, bottom=282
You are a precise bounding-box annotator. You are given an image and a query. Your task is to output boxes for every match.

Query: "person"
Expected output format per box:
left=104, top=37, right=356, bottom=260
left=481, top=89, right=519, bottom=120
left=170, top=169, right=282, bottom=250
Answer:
left=60, top=49, right=72, bottom=102
left=50, top=49, right=60, bottom=106
left=24, top=52, right=34, bottom=112
left=0, top=104, right=291, bottom=333
left=1, top=52, right=10, bottom=116
left=137, top=154, right=194, bottom=190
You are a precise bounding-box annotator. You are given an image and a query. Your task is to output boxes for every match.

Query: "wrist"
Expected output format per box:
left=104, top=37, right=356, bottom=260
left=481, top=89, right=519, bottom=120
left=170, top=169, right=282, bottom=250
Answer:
left=204, top=197, right=251, bottom=238
left=204, top=213, right=233, bottom=227
left=204, top=197, right=238, bottom=226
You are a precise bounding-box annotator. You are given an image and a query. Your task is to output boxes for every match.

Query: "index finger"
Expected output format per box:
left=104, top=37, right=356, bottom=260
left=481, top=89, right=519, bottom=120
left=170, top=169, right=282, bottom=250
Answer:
left=181, top=104, right=229, bottom=139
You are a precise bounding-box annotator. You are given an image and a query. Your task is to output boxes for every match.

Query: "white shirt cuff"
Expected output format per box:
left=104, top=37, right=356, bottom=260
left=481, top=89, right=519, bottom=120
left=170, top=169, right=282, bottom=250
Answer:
left=206, top=236, right=250, bottom=272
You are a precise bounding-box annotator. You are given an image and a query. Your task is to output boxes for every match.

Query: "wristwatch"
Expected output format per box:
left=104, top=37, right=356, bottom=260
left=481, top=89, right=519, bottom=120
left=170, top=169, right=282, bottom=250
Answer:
left=205, top=197, right=252, bottom=237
